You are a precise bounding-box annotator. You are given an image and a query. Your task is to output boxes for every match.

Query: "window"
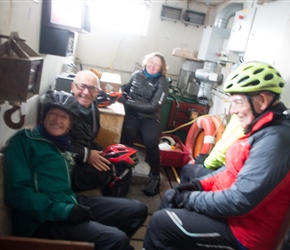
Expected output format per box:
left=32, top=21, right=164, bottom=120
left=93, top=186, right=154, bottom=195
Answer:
left=88, top=0, right=151, bottom=36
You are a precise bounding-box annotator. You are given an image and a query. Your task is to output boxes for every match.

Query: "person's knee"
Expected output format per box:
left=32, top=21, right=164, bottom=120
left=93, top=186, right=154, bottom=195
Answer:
left=96, top=229, right=130, bottom=250
left=180, top=164, right=204, bottom=183
left=110, top=231, right=130, bottom=249
left=143, top=210, right=167, bottom=249
left=126, top=201, right=148, bottom=235
left=138, top=201, right=149, bottom=217
left=131, top=200, right=148, bottom=219
left=180, top=164, right=194, bottom=183
left=160, top=189, right=176, bottom=209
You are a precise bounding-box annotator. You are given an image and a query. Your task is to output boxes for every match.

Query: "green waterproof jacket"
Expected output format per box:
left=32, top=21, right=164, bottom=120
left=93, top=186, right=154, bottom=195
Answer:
left=3, top=127, right=77, bottom=237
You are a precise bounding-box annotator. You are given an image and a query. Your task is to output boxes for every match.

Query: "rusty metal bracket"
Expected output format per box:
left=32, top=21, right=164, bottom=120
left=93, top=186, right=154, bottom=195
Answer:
left=3, top=105, right=25, bottom=130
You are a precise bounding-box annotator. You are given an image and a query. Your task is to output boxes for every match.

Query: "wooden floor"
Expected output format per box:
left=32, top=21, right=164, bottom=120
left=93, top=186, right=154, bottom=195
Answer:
left=129, top=166, right=180, bottom=250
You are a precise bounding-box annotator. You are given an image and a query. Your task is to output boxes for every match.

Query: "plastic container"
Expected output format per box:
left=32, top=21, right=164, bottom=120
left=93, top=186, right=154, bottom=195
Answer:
left=160, top=134, right=190, bottom=168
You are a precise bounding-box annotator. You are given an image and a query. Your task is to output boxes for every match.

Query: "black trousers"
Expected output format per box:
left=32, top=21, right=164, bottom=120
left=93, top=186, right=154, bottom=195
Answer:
left=33, top=195, right=148, bottom=250
left=71, top=161, right=132, bottom=197
left=120, top=115, right=162, bottom=175
left=180, top=163, right=214, bottom=183
left=143, top=189, right=240, bottom=250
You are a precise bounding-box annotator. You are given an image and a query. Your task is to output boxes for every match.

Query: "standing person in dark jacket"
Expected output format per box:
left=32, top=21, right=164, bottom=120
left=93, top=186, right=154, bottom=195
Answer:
left=4, top=96, right=148, bottom=250
left=119, top=52, right=169, bottom=196
left=143, top=61, right=290, bottom=250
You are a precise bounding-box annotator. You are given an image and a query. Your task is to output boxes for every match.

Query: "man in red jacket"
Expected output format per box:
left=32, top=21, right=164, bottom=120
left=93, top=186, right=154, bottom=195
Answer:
left=143, top=61, right=290, bottom=250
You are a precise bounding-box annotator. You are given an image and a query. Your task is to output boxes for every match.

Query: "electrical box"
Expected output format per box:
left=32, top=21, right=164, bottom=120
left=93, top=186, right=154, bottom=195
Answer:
left=244, top=3, right=289, bottom=63
left=55, top=72, right=75, bottom=92
left=227, top=8, right=257, bottom=52
left=39, top=26, right=74, bottom=57
left=160, top=5, right=182, bottom=22
left=0, top=33, right=43, bottom=102
left=198, top=26, right=230, bottom=62
left=183, top=10, right=206, bottom=26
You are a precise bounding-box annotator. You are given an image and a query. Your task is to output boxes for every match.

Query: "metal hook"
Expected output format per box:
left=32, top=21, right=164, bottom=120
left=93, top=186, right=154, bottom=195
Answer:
left=3, top=106, right=25, bottom=130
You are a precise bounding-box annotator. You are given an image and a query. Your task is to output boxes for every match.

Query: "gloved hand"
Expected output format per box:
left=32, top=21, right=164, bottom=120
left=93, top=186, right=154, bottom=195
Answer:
left=67, top=204, right=92, bottom=224
left=160, top=189, right=177, bottom=209
left=195, top=154, right=209, bottom=165
left=118, top=92, right=128, bottom=104
left=174, top=190, right=192, bottom=209
left=175, top=179, right=203, bottom=192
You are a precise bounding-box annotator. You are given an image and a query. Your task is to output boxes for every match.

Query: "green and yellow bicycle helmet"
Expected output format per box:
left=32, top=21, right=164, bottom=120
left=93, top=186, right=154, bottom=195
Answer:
left=224, top=62, right=285, bottom=95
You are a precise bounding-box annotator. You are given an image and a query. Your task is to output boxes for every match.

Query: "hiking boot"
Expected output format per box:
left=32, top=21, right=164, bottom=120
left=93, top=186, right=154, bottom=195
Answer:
left=142, top=175, right=160, bottom=196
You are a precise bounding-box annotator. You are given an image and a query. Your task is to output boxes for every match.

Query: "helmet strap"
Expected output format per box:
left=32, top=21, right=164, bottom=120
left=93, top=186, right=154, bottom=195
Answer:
left=246, top=92, right=279, bottom=118
left=265, top=92, right=279, bottom=110
left=245, top=94, right=259, bottom=118
left=244, top=92, right=279, bottom=133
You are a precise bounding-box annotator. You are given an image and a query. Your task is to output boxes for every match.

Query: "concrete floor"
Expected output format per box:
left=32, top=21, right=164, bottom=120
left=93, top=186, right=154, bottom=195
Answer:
left=132, top=147, right=150, bottom=176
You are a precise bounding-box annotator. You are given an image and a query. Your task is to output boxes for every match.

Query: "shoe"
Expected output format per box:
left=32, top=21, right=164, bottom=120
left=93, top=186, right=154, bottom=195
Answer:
left=142, top=175, right=160, bottom=196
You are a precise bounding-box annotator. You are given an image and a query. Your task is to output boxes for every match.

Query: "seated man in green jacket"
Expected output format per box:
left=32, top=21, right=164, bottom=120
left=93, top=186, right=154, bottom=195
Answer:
left=3, top=95, right=147, bottom=250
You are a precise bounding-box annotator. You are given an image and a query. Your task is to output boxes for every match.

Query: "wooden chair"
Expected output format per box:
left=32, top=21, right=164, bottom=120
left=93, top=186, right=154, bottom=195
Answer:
left=0, top=236, right=94, bottom=250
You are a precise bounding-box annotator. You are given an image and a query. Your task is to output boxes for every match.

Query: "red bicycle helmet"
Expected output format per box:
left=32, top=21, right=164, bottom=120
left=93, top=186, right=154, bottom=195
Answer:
left=101, top=144, right=138, bottom=197
left=101, top=144, right=139, bottom=168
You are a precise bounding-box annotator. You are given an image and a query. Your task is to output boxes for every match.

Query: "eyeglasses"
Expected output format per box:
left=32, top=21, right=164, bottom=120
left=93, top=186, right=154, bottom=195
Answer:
left=229, top=96, right=247, bottom=108
left=74, top=83, right=99, bottom=93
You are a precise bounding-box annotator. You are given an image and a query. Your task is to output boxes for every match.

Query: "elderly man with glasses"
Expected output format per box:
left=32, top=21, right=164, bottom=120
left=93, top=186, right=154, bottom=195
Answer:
left=69, top=70, right=114, bottom=193
left=44, top=70, right=132, bottom=197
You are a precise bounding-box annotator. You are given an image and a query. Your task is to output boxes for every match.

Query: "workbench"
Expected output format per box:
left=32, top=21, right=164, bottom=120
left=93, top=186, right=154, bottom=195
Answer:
left=95, top=102, right=125, bottom=147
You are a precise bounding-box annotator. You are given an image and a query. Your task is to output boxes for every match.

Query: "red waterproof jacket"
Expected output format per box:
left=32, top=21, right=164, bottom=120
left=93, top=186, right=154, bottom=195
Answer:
left=189, top=103, right=290, bottom=250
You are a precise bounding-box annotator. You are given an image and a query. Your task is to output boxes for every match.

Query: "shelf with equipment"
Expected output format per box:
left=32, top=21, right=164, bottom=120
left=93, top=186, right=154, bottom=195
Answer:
left=160, top=5, right=182, bottom=23
left=183, top=9, right=206, bottom=26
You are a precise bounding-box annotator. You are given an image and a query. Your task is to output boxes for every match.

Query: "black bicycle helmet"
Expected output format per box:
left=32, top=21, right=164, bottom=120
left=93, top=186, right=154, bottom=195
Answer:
left=42, top=90, right=79, bottom=118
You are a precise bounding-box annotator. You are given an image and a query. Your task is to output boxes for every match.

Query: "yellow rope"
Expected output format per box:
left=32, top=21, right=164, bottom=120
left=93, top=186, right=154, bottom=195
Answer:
left=171, top=167, right=180, bottom=184
left=133, top=143, right=145, bottom=148
left=162, top=116, right=200, bottom=134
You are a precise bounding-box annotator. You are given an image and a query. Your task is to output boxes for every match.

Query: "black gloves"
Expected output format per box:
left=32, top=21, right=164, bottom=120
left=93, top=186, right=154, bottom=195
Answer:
left=172, top=179, right=203, bottom=210
left=195, top=153, right=209, bottom=165
left=175, top=179, right=203, bottom=192
left=118, top=92, right=128, bottom=104
left=67, top=204, right=92, bottom=224
left=162, top=180, right=203, bottom=210
left=174, top=190, right=192, bottom=209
